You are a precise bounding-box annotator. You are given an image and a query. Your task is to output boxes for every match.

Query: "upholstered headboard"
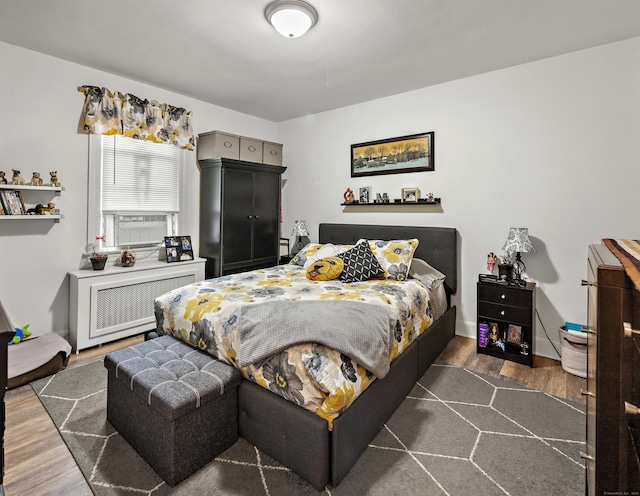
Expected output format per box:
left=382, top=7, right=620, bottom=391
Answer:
left=318, top=223, right=458, bottom=296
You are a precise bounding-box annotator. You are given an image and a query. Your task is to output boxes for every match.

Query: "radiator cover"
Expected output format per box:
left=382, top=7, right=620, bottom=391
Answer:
left=69, top=259, right=205, bottom=352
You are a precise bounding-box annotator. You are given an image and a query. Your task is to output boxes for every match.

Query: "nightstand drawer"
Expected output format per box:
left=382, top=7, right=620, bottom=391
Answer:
left=478, top=284, right=531, bottom=308
left=477, top=301, right=532, bottom=325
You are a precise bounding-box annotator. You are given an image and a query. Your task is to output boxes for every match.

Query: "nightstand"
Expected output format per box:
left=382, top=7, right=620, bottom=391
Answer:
left=477, top=279, right=536, bottom=367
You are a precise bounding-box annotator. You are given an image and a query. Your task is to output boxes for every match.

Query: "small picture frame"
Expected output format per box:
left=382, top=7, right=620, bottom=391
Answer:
left=165, top=235, right=194, bottom=263
left=401, top=187, right=420, bottom=203
left=358, top=186, right=371, bottom=204
left=506, top=324, right=522, bottom=345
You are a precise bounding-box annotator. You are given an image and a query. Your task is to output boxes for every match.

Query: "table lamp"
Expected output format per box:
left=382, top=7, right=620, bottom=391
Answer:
left=291, top=220, right=309, bottom=256
left=502, top=227, right=535, bottom=280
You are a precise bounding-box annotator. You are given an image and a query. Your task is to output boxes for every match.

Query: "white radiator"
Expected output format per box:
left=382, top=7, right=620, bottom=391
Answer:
left=69, top=259, right=205, bottom=352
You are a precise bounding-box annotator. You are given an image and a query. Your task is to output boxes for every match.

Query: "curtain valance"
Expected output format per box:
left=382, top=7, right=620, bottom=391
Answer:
left=78, top=85, right=194, bottom=150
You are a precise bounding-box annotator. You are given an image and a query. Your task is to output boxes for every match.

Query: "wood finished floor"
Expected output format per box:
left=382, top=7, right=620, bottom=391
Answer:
left=3, top=334, right=586, bottom=495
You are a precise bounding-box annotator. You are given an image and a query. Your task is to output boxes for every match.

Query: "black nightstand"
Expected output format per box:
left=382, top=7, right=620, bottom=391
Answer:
left=477, top=279, right=536, bottom=367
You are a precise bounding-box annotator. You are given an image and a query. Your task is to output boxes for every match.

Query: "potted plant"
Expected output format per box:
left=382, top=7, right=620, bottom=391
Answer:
left=89, top=248, right=108, bottom=270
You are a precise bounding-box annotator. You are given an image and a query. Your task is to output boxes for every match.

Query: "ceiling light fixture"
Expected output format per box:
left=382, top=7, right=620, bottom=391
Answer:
left=265, top=0, right=318, bottom=38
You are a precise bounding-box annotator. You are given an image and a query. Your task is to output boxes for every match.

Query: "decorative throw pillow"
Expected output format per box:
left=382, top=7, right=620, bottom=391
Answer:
left=337, top=240, right=384, bottom=283
left=290, top=243, right=322, bottom=266
left=290, top=243, right=353, bottom=269
left=305, top=257, right=345, bottom=281
left=409, top=258, right=446, bottom=290
left=361, top=238, right=419, bottom=281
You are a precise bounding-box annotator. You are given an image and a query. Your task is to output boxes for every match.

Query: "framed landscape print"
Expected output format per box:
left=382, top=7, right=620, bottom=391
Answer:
left=351, top=131, right=434, bottom=178
left=164, top=235, right=194, bottom=263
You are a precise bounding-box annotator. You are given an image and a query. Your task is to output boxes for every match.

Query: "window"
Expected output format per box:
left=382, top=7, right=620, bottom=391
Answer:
left=88, top=135, right=185, bottom=252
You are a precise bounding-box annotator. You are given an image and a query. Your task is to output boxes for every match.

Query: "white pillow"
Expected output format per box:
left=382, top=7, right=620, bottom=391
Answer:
left=409, top=258, right=446, bottom=290
left=302, top=243, right=353, bottom=269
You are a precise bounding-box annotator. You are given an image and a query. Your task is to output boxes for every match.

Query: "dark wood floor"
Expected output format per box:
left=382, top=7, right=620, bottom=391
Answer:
left=3, top=334, right=586, bottom=495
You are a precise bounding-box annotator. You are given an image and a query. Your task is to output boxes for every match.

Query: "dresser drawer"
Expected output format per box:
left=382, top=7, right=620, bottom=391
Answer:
left=478, top=301, right=532, bottom=325
left=478, top=283, right=531, bottom=308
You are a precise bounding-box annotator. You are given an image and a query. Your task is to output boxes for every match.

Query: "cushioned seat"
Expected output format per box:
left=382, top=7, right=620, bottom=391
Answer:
left=104, top=335, right=241, bottom=486
left=7, top=332, right=72, bottom=389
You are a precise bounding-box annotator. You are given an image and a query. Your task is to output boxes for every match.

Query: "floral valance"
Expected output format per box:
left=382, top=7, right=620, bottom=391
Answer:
left=78, top=85, right=194, bottom=150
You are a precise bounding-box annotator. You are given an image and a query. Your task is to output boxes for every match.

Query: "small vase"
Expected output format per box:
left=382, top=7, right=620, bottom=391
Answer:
left=90, top=255, right=108, bottom=270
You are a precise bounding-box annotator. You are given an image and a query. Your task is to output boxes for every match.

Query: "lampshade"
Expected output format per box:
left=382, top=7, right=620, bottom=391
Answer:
left=502, top=228, right=535, bottom=254
left=291, top=219, right=309, bottom=237
left=265, top=0, right=318, bottom=38
left=502, top=227, right=535, bottom=280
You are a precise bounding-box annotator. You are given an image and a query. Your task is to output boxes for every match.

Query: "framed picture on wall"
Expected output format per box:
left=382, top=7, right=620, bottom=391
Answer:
left=164, top=235, right=194, bottom=263
left=351, top=131, right=434, bottom=178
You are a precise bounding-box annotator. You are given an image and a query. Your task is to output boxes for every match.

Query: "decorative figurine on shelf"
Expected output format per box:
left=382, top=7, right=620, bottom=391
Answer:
left=8, top=324, right=31, bottom=345
left=30, top=172, right=43, bottom=186
left=11, top=169, right=26, bottom=185
left=487, top=252, right=498, bottom=272
left=343, top=188, right=355, bottom=204
left=0, top=171, right=7, bottom=184
left=41, top=202, right=56, bottom=214
left=26, top=203, right=44, bottom=215
left=487, top=322, right=499, bottom=345
left=49, top=170, right=59, bottom=187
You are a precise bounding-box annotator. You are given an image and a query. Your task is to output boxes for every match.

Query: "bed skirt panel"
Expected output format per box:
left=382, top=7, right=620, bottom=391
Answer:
left=238, top=379, right=331, bottom=490
left=331, top=342, right=418, bottom=486
left=417, top=305, right=456, bottom=378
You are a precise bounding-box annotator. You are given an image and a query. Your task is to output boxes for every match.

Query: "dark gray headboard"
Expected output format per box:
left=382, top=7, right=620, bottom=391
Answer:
left=319, top=223, right=458, bottom=295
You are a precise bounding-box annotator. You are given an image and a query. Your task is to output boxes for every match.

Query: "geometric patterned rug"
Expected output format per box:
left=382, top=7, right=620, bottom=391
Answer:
left=32, top=361, right=585, bottom=495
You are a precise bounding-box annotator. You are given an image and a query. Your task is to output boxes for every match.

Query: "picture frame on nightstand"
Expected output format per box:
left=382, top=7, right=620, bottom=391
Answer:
left=506, top=324, right=522, bottom=345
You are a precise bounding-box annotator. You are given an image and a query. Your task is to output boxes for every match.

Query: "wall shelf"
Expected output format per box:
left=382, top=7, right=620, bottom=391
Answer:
left=0, top=183, right=64, bottom=222
left=341, top=198, right=441, bottom=207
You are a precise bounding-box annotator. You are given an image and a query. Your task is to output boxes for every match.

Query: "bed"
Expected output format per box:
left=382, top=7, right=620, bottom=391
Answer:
left=154, top=223, right=457, bottom=489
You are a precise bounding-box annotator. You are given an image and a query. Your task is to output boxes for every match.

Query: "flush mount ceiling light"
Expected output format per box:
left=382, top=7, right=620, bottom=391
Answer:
left=265, top=0, right=318, bottom=38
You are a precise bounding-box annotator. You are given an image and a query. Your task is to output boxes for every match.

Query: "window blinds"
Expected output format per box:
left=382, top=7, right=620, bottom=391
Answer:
left=101, top=135, right=180, bottom=212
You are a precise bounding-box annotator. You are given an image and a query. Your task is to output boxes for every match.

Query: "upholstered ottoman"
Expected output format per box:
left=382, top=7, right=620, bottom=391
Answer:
left=104, top=335, right=241, bottom=486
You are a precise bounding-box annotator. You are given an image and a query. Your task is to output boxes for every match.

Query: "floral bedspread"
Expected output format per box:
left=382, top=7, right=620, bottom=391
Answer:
left=153, top=264, right=442, bottom=428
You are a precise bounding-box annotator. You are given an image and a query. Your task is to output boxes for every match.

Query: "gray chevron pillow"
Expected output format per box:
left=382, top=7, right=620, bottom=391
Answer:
left=337, top=240, right=384, bottom=283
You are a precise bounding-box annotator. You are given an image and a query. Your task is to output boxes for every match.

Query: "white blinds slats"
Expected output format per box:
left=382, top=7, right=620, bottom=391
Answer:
left=102, top=135, right=180, bottom=212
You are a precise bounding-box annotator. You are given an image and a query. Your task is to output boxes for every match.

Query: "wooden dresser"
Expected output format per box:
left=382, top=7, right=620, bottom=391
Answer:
left=584, top=244, right=640, bottom=495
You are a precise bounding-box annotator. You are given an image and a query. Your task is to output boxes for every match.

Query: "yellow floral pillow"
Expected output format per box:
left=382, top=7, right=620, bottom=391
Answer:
left=359, top=238, right=419, bottom=281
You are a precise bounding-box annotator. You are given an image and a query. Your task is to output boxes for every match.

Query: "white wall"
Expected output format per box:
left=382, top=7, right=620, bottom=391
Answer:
left=0, top=41, right=277, bottom=337
left=278, top=37, right=640, bottom=359
left=2, top=37, right=638, bottom=360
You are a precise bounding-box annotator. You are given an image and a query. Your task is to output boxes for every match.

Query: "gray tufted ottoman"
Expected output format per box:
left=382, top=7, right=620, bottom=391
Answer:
left=104, top=335, right=241, bottom=486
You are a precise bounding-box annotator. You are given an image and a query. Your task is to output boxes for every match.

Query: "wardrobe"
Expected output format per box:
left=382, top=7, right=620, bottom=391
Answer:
left=198, top=158, right=286, bottom=278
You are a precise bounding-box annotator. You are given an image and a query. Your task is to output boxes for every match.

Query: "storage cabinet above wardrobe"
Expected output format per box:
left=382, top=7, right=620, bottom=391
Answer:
left=198, top=158, right=286, bottom=279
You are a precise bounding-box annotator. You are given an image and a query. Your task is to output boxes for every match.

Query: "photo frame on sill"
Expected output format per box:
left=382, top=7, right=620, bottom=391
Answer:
left=164, top=235, right=194, bottom=263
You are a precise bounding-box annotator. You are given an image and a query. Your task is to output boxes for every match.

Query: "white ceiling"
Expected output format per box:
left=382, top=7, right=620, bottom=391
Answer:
left=1, top=0, right=638, bottom=122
